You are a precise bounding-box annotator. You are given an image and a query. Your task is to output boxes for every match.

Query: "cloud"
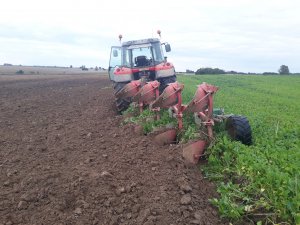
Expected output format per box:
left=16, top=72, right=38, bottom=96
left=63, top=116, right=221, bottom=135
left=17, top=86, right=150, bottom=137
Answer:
left=0, top=0, right=299, bottom=72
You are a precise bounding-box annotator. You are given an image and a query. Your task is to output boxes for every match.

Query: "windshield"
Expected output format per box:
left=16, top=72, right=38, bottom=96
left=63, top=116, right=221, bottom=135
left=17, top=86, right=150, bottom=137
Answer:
left=122, top=42, right=164, bottom=67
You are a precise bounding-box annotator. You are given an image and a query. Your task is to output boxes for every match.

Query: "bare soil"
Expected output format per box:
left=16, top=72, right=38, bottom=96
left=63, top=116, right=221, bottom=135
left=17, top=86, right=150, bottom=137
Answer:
left=0, top=65, right=104, bottom=75
left=0, top=74, right=225, bottom=225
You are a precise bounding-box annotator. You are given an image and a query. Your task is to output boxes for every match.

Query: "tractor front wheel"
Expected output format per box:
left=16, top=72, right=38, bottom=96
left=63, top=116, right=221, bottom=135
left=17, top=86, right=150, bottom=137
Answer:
left=225, top=115, right=252, bottom=145
left=114, top=82, right=131, bottom=113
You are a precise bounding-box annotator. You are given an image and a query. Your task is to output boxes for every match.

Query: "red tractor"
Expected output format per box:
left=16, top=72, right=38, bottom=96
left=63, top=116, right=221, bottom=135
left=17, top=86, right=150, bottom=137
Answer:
left=108, top=33, right=176, bottom=112
left=108, top=33, right=252, bottom=164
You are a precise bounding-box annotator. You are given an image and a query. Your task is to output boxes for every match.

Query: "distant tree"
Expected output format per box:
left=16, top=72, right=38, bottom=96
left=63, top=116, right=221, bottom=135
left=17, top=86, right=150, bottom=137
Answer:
left=95, top=66, right=99, bottom=71
left=195, top=67, right=225, bottom=75
left=16, top=70, right=24, bottom=75
left=80, top=65, right=88, bottom=71
left=278, top=65, right=290, bottom=75
left=70, top=65, right=73, bottom=68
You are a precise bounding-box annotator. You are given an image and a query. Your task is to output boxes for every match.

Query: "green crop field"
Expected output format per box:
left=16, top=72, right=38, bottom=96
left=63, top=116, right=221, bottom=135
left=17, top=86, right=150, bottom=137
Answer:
left=124, top=74, right=299, bottom=224
left=177, top=75, right=300, bottom=224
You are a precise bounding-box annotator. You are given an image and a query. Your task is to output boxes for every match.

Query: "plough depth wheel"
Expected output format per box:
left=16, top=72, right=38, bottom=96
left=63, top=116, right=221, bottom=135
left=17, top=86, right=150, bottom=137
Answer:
left=225, top=115, right=252, bottom=145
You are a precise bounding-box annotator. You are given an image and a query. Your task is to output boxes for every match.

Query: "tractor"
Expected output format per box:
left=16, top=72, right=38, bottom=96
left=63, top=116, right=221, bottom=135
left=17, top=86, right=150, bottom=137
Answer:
left=108, top=31, right=176, bottom=112
left=108, top=32, right=252, bottom=164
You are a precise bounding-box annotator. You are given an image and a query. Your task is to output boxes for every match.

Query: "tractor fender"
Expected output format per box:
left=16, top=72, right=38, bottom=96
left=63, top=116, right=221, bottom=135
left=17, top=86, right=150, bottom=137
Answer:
left=155, top=62, right=176, bottom=79
left=113, top=67, right=133, bottom=82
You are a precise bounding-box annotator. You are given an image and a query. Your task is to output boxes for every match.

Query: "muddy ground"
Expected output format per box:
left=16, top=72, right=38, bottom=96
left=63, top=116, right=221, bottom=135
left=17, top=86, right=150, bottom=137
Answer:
left=0, top=74, right=225, bottom=225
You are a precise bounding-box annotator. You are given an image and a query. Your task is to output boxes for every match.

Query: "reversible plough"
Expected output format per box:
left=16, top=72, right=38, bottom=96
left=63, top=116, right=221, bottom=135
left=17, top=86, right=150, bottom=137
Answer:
left=116, top=80, right=252, bottom=164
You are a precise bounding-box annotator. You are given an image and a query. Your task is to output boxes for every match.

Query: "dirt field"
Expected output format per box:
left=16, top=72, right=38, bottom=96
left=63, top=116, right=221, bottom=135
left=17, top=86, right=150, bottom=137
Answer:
left=0, top=65, right=104, bottom=75
left=0, top=74, right=224, bottom=225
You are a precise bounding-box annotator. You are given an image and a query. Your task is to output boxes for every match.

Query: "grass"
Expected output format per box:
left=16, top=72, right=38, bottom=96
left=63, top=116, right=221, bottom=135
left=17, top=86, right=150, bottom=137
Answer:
left=177, top=75, right=300, bottom=224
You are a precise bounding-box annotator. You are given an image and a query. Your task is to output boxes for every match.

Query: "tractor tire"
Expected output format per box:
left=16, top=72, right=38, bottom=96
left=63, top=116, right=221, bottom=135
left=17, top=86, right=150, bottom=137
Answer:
left=225, top=115, right=252, bottom=145
left=113, top=82, right=131, bottom=113
left=158, top=75, right=177, bottom=94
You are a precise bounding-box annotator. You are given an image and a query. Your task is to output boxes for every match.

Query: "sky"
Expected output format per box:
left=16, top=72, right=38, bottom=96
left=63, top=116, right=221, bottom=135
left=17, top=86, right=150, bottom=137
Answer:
left=0, top=0, right=299, bottom=73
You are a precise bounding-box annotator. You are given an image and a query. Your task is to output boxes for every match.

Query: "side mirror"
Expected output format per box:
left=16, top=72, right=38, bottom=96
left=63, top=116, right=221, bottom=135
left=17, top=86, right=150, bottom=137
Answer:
left=113, top=49, right=118, bottom=57
left=165, top=44, right=171, bottom=52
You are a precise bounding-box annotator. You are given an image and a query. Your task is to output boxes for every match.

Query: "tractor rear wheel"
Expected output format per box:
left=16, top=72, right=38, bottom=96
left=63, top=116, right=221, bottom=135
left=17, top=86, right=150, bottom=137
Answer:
left=225, top=115, right=252, bottom=145
left=158, top=75, right=177, bottom=94
left=114, top=82, right=131, bottom=113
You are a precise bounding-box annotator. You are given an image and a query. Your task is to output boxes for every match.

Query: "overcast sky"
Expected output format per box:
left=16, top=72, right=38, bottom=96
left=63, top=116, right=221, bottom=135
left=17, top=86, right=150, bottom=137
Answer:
left=0, top=0, right=299, bottom=72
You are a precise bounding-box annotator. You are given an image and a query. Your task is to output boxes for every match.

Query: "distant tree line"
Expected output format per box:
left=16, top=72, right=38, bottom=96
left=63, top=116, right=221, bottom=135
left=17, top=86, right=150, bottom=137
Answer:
left=188, top=65, right=294, bottom=75
left=186, top=69, right=194, bottom=74
left=79, top=65, right=105, bottom=71
left=194, top=67, right=246, bottom=75
left=195, top=68, right=226, bottom=75
left=262, top=72, right=278, bottom=75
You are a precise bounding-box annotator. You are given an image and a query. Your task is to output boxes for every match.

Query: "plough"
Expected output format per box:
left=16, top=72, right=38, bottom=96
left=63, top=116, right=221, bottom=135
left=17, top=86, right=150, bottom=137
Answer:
left=116, top=80, right=252, bottom=164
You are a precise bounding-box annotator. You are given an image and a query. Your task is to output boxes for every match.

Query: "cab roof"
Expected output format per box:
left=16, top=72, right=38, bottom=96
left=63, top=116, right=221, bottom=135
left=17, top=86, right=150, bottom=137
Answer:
left=122, top=38, right=160, bottom=47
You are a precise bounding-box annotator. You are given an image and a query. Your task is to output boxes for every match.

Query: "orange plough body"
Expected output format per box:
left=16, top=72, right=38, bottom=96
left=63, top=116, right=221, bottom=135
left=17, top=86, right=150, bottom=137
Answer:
left=117, top=80, right=219, bottom=164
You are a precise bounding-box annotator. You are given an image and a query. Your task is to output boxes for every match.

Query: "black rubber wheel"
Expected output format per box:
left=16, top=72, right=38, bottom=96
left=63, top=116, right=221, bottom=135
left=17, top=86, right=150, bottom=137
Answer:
left=225, top=115, right=252, bottom=145
left=158, top=75, right=177, bottom=94
left=114, top=82, right=131, bottom=113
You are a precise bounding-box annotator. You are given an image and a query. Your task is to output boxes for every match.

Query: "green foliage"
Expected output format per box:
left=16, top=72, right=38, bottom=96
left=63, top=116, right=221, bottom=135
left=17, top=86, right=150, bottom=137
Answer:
left=124, top=75, right=299, bottom=224
left=16, top=70, right=24, bottom=74
left=278, top=65, right=290, bottom=75
left=177, top=75, right=300, bottom=224
left=195, top=67, right=226, bottom=75
left=263, top=72, right=278, bottom=75
left=124, top=105, right=200, bottom=143
left=123, top=105, right=176, bottom=133
left=186, top=69, right=195, bottom=74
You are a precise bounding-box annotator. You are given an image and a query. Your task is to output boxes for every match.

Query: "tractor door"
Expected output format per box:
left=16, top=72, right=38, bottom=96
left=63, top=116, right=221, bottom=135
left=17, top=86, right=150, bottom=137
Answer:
left=108, top=46, right=121, bottom=81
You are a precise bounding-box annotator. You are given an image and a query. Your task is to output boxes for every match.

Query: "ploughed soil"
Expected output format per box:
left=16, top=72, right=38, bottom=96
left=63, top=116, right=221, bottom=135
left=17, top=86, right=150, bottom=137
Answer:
left=0, top=74, right=225, bottom=225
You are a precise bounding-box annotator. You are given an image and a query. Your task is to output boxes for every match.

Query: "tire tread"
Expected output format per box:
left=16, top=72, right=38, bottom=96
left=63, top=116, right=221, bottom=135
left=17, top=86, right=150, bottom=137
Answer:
left=226, top=115, right=252, bottom=145
left=114, top=82, right=131, bottom=113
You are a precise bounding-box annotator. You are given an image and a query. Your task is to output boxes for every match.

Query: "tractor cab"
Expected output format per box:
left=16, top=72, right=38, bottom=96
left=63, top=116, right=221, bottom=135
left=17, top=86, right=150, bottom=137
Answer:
left=109, top=31, right=177, bottom=112
left=123, top=39, right=170, bottom=68
left=109, top=38, right=172, bottom=82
